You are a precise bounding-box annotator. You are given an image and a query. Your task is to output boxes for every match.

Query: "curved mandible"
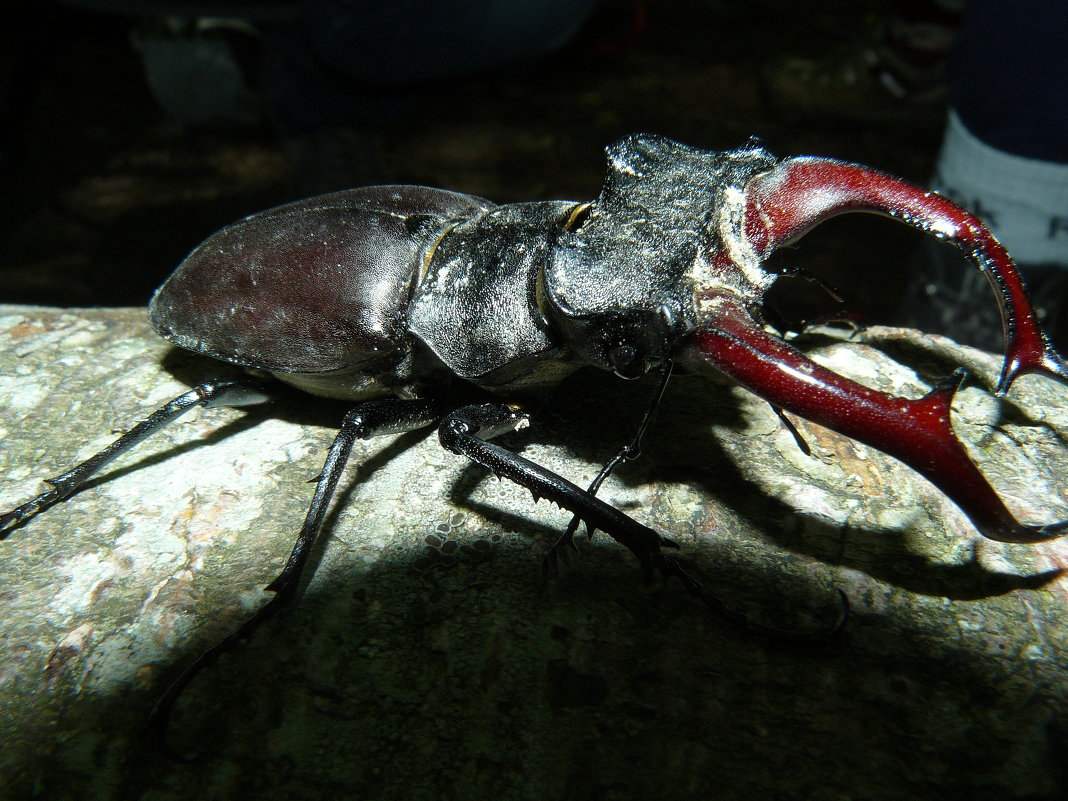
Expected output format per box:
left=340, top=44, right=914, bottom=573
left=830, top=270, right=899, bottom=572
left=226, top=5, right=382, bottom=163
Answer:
left=680, top=298, right=1064, bottom=544
left=740, top=157, right=1068, bottom=394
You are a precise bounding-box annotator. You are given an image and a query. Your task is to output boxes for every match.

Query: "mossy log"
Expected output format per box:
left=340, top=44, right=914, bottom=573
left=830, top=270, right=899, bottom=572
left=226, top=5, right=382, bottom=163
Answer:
left=1, top=305, right=1066, bottom=800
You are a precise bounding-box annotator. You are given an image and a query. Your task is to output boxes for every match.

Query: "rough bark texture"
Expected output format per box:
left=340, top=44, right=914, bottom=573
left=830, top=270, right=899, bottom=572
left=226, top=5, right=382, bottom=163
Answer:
left=1, top=305, right=1067, bottom=801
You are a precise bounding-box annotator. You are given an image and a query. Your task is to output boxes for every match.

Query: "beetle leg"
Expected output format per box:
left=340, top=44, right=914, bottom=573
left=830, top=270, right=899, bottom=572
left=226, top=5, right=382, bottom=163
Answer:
left=768, top=405, right=811, bottom=456
left=439, top=402, right=678, bottom=566
left=146, top=396, right=442, bottom=755
left=772, top=262, right=845, bottom=304
left=541, top=453, right=621, bottom=578
left=439, top=402, right=845, bottom=642
left=544, top=360, right=675, bottom=578
left=0, top=378, right=272, bottom=539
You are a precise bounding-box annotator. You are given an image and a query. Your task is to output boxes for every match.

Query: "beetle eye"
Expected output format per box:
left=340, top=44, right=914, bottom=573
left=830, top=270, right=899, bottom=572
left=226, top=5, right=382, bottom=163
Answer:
left=607, top=343, right=643, bottom=379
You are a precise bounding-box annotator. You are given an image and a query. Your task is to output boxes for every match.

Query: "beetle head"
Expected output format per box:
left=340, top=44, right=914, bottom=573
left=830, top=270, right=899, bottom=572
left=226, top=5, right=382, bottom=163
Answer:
left=547, top=133, right=1068, bottom=544
left=542, top=134, right=779, bottom=378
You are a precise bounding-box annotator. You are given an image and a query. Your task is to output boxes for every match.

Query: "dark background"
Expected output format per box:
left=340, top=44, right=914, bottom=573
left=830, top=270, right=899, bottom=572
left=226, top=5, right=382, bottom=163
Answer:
left=0, top=0, right=948, bottom=325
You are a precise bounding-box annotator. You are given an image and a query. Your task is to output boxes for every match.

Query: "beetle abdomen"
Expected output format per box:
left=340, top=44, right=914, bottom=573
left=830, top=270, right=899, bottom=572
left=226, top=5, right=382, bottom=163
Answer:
left=150, top=186, right=493, bottom=374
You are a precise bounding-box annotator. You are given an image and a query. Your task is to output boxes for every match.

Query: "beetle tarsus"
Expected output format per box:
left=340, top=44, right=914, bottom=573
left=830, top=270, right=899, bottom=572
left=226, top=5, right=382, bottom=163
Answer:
left=542, top=514, right=587, bottom=581
left=0, top=378, right=272, bottom=540
left=542, top=361, right=675, bottom=577
left=1, top=490, right=62, bottom=538
left=685, top=304, right=1068, bottom=546
left=1035, top=520, right=1068, bottom=538
left=145, top=395, right=445, bottom=757
left=144, top=587, right=291, bottom=762
left=769, top=405, right=811, bottom=456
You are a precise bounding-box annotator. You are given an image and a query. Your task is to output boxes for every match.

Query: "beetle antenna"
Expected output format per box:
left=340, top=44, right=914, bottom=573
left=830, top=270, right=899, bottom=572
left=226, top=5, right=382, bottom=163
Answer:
left=769, top=404, right=811, bottom=456
left=773, top=263, right=845, bottom=304
left=542, top=359, right=674, bottom=578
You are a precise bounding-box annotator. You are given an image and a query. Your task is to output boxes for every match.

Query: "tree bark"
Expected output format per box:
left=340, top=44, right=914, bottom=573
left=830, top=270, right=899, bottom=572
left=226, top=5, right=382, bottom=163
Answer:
left=1, top=304, right=1066, bottom=800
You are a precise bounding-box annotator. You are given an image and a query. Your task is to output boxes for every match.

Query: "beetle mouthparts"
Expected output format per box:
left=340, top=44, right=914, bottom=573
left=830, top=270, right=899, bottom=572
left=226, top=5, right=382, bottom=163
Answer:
left=679, top=156, right=1068, bottom=543
left=682, top=312, right=1061, bottom=543
left=740, top=156, right=1068, bottom=393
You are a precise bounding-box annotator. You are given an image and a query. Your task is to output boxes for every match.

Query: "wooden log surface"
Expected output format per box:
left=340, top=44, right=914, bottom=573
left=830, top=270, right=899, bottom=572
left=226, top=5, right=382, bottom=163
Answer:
left=1, top=304, right=1066, bottom=800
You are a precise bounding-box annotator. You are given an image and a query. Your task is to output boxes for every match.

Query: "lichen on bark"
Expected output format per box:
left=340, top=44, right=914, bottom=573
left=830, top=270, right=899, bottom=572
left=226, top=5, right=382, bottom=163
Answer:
left=1, top=305, right=1066, bottom=800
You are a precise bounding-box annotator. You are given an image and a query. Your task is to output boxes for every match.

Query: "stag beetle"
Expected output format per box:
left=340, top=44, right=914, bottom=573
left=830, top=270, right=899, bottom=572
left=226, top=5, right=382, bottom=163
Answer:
left=2, top=133, right=1067, bottom=735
